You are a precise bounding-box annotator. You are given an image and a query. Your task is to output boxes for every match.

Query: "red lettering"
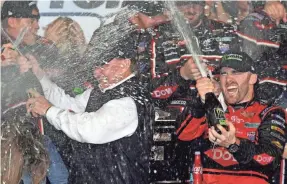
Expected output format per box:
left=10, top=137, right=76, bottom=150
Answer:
left=151, top=86, right=178, bottom=99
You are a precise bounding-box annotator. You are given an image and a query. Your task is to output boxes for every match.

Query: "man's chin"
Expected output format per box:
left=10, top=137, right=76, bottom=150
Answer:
left=226, top=97, right=239, bottom=105
left=223, top=94, right=238, bottom=105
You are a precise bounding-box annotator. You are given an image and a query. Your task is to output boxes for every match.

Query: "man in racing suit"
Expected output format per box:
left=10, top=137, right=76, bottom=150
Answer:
left=143, top=1, right=239, bottom=94
left=143, top=1, right=239, bottom=182
left=176, top=52, right=287, bottom=184
left=236, top=1, right=287, bottom=106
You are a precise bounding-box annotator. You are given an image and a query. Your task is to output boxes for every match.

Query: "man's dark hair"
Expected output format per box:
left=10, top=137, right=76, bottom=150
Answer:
left=1, top=1, right=40, bottom=20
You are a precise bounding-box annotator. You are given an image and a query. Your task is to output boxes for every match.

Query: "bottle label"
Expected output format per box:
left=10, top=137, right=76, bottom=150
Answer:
left=214, top=108, right=227, bottom=126
left=214, top=107, right=225, bottom=119
left=219, top=119, right=227, bottom=126
left=193, top=166, right=202, bottom=174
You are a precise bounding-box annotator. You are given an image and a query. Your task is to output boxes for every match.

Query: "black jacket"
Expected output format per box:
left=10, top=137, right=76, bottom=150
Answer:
left=67, top=77, right=154, bottom=184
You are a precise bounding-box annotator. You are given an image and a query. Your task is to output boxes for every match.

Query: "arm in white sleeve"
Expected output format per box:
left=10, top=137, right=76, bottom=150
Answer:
left=39, top=75, right=92, bottom=113
left=45, top=97, right=139, bottom=144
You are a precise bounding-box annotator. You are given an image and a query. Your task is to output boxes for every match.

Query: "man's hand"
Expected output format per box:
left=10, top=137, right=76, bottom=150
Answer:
left=26, top=90, right=52, bottom=117
left=1, top=43, right=19, bottom=66
left=16, top=55, right=32, bottom=73
left=180, top=57, right=206, bottom=80
left=264, top=1, right=287, bottom=25
left=208, top=121, right=237, bottom=148
left=129, top=12, right=169, bottom=29
left=196, top=77, right=215, bottom=101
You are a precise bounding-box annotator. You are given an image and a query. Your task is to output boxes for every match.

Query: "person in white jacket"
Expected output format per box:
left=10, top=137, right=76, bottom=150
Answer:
left=26, top=54, right=154, bottom=184
left=26, top=57, right=143, bottom=144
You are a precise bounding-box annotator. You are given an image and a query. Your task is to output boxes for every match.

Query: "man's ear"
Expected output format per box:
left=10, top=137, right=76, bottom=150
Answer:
left=7, top=18, right=19, bottom=28
left=112, top=58, right=131, bottom=76
left=249, top=73, right=258, bottom=85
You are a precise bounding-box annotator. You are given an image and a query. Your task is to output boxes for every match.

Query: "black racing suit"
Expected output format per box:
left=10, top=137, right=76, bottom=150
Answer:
left=145, top=17, right=239, bottom=96
left=237, top=10, right=287, bottom=105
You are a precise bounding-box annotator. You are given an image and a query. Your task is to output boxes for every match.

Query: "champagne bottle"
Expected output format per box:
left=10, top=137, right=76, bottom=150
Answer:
left=203, top=92, right=228, bottom=133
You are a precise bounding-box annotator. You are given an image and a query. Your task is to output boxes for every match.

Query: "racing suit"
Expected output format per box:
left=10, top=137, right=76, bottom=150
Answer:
left=145, top=17, right=239, bottom=96
left=237, top=10, right=287, bottom=105
left=171, top=98, right=287, bottom=184
left=146, top=17, right=239, bottom=182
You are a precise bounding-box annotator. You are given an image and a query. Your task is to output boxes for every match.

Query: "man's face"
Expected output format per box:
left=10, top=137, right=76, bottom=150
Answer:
left=94, top=58, right=130, bottom=89
left=14, top=8, right=39, bottom=45
left=220, top=67, right=253, bottom=104
left=176, top=4, right=203, bottom=27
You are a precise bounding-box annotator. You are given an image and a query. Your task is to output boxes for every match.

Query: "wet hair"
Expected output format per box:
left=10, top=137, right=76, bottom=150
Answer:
left=44, top=17, right=86, bottom=56
left=1, top=121, right=49, bottom=184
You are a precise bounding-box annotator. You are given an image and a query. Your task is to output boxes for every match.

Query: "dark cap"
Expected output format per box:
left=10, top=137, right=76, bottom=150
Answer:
left=1, top=1, right=40, bottom=20
left=220, top=52, right=255, bottom=73
left=175, top=1, right=205, bottom=7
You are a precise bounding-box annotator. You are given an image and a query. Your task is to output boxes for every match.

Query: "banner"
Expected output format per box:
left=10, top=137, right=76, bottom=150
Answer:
left=37, top=0, right=124, bottom=42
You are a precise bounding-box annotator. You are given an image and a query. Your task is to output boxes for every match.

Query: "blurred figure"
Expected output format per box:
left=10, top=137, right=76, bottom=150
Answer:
left=0, top=44, right=69, bottom=184
left=1, top=1, right=62, bottom=77
left=236, top=1, right=287, bottom=106
left=1, top=1, right=39, bottom=45
left=44, top=17, right=86, bottom=58
left=1, top=1, right=69, bottom=181
left=1, top=3, right=70, bottom=182
left=1, top=122, right=49, bottom=184
left=43, top=17, right=87, bottom=96
left=205, top=1, right=252, bottom=25
left=238, top=1, right=286, bottom=61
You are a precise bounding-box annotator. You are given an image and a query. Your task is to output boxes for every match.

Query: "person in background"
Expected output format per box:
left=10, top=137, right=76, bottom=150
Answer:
left=44, top=17, right=86, bottom=59
left=205, top=1, right=252, bottom=25
left=43, top=17, right=87, bottom=95
left=1, top=1, right=69, bottom=182
left=1, top=44, right=69, bottom=184
left=237, top=1, right=287, bottom=107
left=1, top=119, right=49, bottom=184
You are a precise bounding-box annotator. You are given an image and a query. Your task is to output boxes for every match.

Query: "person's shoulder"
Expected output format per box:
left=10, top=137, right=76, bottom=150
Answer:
left=259, top=104, right=286, bottom=121
left=240, top=11, right=274, bottom=28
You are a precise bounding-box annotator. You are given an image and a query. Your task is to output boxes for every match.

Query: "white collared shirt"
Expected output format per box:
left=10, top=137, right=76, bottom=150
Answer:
left=40, top=76, right=139, bottom=144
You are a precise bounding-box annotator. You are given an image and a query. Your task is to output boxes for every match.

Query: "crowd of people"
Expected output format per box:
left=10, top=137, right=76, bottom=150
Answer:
left=1, top=1, right=287, bottom=184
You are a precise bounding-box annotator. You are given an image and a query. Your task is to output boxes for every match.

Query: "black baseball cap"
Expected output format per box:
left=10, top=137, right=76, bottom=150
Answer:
left=220, top=52, right=256, bottom=73
left=1, top=1, right=40, bottom=20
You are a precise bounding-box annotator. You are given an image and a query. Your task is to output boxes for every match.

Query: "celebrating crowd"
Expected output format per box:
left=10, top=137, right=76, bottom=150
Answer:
left=1, top=1, right=287, bottom=184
